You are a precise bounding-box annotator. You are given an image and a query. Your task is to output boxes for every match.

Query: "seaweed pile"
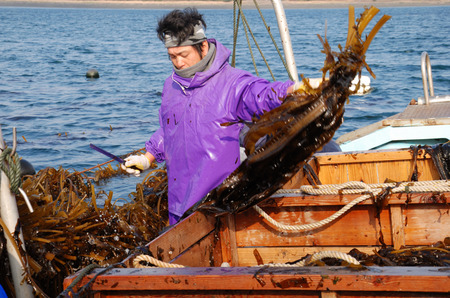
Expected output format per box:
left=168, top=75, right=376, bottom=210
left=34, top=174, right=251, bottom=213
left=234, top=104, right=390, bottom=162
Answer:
left=291, top=239, right=450, bottom=267
left=0, top=158, right=168, bottom=297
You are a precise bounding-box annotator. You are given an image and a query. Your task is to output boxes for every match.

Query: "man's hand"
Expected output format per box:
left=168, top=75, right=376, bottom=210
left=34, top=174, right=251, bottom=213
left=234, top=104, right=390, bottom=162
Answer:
left=291, top=78, right=324, bottom=93
left=121, top=155, right=151, bottom=177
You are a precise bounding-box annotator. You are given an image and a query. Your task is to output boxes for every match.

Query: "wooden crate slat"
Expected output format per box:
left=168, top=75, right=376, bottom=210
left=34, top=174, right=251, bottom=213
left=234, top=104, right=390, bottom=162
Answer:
left=262, top=192, right=449, bottom=207
left=236, top=246, right=381, bottom=266
left=235, top=206, right=392, bottom=247
left=170, top=232, right=217, bottom=267
left=219, top=214, right=239, bottom=266
left=68, top=267, right=450, bottom=293
left=315, top=149, right=415, bottom=165
left=389, top=205, right=406, bottom=250
left=403, top=205, right=450, bottom=246
left=145, top=212, right=216, bottom=262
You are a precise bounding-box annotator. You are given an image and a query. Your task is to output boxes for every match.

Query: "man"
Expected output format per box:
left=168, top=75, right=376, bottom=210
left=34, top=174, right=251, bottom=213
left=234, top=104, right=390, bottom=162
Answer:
left=122, top=8, right=301, bottom=225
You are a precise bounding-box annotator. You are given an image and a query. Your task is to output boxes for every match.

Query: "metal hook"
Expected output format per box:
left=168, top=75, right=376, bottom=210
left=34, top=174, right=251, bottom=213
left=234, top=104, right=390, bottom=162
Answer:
left=0, top=125, right=17, bottom=156
left=0, top=124, right=5, bottom=150
left=10, top=127, right=17, bottom=157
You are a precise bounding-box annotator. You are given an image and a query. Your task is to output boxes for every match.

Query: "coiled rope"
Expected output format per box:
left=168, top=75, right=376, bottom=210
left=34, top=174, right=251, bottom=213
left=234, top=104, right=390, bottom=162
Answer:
left=134, top=254, right=185, bottom=268
left=257, top=250, right=360, bottom=267
left=0, top=147, right=22, bottom=194
left=257, top=180, right=450, bottom=232
left=133, top=250, right=359, bottom=269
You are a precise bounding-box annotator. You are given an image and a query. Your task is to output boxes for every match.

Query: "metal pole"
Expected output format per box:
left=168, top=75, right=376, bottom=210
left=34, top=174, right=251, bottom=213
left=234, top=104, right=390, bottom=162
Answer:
left=270, top=0, right=299, bottom=82
left=0, top=125, right=34, bottom=297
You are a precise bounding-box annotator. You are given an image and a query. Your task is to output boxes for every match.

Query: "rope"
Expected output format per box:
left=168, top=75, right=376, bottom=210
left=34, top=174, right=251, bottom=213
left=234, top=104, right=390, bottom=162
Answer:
left=299, top=180, right=450, bottom=195
left=0, top=147, right=22, bottom=194
left=258, top=250, right=360, bottom=267
left=132, top=250, right=359, bottom=270
left=252, top=0, right=294, bottom=81
left=133, top=254, right=185, bottom=268
left=234, top=0, right=276, bottom=80
left=57, top=263, right=101, bottom=297
left=258, top=180, right=450, bottom=232
left=231, top=0, right=240, bottom=67
left=254, top=194, right=371, bottom=232
left=235, top=1, right=259, bottom=77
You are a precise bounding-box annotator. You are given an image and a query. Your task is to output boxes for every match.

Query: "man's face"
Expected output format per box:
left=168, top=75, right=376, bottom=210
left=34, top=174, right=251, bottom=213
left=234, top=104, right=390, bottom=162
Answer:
left=167, top=41, right=208, bottom=70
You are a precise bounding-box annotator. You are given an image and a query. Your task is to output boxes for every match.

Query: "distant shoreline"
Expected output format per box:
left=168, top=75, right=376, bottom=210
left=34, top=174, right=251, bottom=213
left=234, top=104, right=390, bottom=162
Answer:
left=1, top=0, right=449, bottom=9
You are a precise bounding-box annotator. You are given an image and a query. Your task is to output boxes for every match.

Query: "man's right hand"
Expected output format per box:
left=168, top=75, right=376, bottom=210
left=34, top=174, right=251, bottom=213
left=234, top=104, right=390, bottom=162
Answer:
left=121, top=155, right=151, bottom=176
left=291, top=78, right=325, bottom=93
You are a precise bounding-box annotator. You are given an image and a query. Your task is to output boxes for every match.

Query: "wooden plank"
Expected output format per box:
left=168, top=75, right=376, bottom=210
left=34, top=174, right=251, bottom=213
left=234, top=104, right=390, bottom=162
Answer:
left=236, top=200, right=448, bottom=249
left=171, top=231, right=217, bottom=267
left=237, top=246, right=381, bottom=266
left=235, top=205, right=392, bottom=247
left=403, top=205, right=450, bottom=246
left=144, top=212, right=216, bottom=263
left=263, top=192, right=450, bottom=207
left=317, top=162, right=349, bottom=185
left=316, top=149, right=442, bottom=184
left=219, top=214, right=239, bottom=266
left=390, top=205, right=405, bottom=250
left=285, top=148, right=438, bottom=189
left=346, top=161, right=379, bottom=183
left=75, top=289, right=450, bottom=297
left=66, top=266, right=450, bottom=293
left=315, top=149, right=417, bottom=165
left=283, top=158, right=317, bottom=189
left=321, top=292, right=338, bottom=298
left=384, top=118, right=450, bottom=127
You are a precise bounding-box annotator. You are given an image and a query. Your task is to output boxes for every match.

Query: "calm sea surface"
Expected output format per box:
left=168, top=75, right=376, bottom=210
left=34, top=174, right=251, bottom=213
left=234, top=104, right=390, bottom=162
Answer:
left=1, top=5, right=449, bottom=199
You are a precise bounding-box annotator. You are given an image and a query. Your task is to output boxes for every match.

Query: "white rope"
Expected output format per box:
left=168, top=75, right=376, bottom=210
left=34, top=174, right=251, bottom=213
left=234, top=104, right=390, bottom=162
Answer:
left=259, top=180, right=450, bottom=232
left=132, top=250, right=359, bottom=269
left=133, top=254, right=185, bottom=268
left=278, top=180, right=450, bottom=195
left=254, top=193, right=373, bottom=232
left=258, top=250, right=360, bottom=267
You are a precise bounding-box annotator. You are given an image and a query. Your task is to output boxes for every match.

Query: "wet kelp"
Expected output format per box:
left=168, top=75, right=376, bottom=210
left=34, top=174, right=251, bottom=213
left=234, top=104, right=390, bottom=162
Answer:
left=0, top=162, right=168, bottom=297
left=291, top=239, right=450, bottom=267
left=189, top=7, right=391, bottom=216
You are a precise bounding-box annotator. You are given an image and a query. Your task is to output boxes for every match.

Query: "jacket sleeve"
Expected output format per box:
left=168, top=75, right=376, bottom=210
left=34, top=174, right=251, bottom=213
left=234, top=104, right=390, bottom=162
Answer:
left=145, top=111, right=165, bottom=163
left=234, top=73, right=294, bottom=121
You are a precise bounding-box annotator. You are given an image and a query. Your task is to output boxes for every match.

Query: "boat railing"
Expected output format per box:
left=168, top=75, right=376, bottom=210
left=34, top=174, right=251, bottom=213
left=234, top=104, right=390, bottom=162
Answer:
left=418, top=51, right=450, bottom=105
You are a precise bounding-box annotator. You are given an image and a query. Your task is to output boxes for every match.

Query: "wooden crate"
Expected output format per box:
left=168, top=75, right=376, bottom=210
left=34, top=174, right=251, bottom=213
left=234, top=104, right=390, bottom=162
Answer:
left=64, top=149, right=450, bottom=297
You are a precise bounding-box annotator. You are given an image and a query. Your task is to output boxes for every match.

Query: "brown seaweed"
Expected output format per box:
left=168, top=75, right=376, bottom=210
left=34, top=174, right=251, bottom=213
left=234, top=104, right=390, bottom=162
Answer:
left=187, top=6, right=391, bottom=216
left=0, top=163, right=168, bottom=297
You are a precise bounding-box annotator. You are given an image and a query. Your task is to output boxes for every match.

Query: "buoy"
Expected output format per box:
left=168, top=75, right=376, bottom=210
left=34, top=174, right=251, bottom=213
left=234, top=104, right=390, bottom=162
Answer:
left=20, top=159, right=35, bottom=177
left=86, top=69, right=100, bottom=79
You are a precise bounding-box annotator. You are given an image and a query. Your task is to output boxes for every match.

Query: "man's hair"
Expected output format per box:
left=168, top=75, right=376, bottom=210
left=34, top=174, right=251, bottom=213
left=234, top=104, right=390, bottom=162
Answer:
left=157, top=8, right=207, bottom=47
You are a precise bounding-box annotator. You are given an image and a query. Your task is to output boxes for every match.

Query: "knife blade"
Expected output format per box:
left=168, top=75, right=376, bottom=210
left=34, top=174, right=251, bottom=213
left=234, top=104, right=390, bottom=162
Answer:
left=90, top=143, right=125, bottom=164
left=90, top=143, right=141, bottom=171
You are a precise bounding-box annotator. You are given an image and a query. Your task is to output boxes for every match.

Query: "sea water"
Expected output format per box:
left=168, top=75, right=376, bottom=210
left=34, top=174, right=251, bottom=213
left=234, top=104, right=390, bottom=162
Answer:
left=1, top=5, right=449, bottom=199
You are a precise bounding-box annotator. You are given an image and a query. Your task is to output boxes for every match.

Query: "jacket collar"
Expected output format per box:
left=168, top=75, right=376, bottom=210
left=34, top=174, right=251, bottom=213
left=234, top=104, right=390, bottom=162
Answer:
left=171, top=39, right=230, bottom=90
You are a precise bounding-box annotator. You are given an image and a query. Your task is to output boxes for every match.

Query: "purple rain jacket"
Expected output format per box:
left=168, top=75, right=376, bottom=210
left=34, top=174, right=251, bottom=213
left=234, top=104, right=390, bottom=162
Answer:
left=146, top=39, right=293, bottom=219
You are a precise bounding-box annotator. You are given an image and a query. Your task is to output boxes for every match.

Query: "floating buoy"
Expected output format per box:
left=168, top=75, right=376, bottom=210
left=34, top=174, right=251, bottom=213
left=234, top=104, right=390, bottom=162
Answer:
left=20, top=158, right=35, bottom=177
left=86, top=69, right=100, bottom=79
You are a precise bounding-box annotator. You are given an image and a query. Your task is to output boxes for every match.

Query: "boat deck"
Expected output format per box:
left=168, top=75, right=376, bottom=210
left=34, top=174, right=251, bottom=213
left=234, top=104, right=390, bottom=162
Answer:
left=383, top=100, right=450, bottom=126
left=337, top=100, right=450, bottom=150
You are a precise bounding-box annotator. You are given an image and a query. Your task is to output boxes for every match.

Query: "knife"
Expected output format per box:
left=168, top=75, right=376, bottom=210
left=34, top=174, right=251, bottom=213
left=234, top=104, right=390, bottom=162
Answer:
left=89, top=143, right=139, bottom=170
